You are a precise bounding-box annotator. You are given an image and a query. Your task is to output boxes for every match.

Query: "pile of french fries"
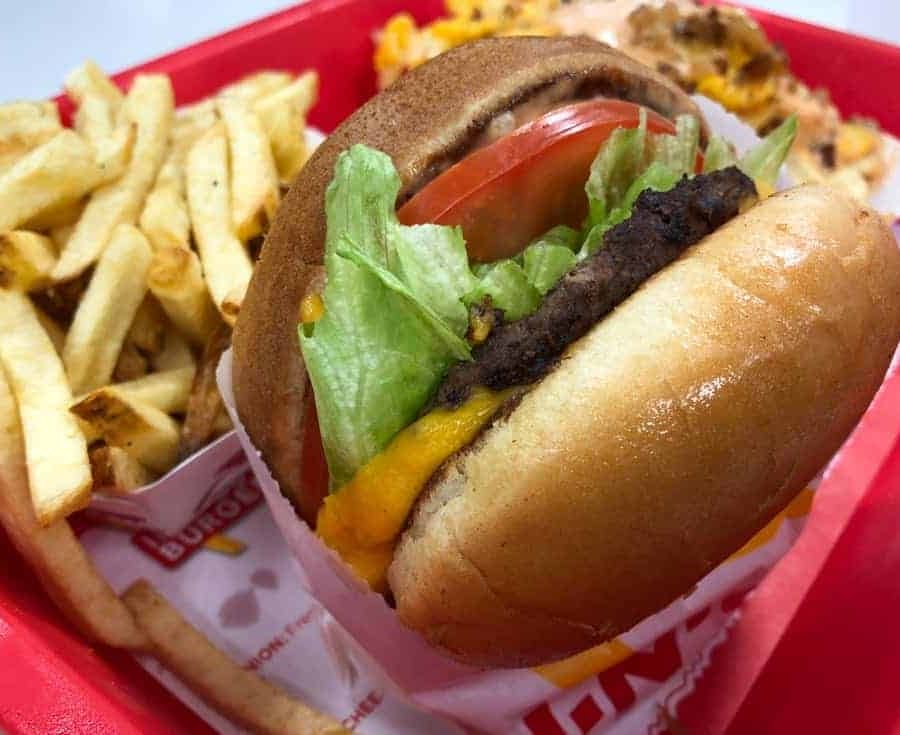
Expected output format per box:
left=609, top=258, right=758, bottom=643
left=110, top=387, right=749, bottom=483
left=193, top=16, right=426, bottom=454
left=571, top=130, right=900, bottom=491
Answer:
left=1, top=61, right=317, bottom=518
left=0, top=62, right=343, bottom=733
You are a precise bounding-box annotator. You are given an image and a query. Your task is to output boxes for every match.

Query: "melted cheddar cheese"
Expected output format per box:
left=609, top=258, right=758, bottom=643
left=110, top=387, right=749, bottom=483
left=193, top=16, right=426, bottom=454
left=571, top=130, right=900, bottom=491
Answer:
left=316, top=388, right=510, bottom=590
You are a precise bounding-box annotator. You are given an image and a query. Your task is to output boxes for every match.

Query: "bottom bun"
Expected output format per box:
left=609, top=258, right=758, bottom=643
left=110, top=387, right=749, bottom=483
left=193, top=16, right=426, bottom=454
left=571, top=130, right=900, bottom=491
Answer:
left=389, top=185, right=900, bottom=668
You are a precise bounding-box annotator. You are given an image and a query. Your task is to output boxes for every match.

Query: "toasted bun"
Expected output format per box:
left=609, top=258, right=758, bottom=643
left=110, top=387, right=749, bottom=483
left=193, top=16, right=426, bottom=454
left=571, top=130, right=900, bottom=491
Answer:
left=232, top=36, right=703, bottom=521
left=389, top=185, right=900, bottom=667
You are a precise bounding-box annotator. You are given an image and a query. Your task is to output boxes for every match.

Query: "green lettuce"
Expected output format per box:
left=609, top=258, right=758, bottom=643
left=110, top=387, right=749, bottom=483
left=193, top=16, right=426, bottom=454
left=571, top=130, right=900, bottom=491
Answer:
left=300, top=146, right=477, bottom=486
left=583, top=110, right=700, bottom=249
left=736, top=116, right=798, bottom=189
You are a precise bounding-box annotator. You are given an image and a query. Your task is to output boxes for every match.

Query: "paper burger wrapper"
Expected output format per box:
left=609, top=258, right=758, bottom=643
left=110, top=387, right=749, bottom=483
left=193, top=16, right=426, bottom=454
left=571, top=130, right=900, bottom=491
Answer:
left=75, top=101, right=900, bottom=733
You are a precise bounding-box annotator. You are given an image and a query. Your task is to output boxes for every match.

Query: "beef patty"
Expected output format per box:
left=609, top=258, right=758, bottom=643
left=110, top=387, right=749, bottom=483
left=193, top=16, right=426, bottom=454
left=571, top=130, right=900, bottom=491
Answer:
left=436, top=166, right=757, bottom=407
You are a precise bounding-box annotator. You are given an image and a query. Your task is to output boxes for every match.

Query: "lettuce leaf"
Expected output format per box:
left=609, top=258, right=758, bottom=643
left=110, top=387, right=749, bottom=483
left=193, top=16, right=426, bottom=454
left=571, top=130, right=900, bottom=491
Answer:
left=737, top=115, right=797, bottom=189
left=523, top=226, right=579, bottom=295
left=583, top=110, right=699, bottom=248
left=300, top=146, right=476, bottom=486
left=702, top=134, right=738, bottom=173
left=464, top=260, right=542, bottom=320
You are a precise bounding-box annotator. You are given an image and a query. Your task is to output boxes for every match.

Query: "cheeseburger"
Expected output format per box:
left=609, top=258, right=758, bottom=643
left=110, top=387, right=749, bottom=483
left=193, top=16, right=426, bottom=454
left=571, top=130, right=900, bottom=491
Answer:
left=233, top=37, right=900, bottom=667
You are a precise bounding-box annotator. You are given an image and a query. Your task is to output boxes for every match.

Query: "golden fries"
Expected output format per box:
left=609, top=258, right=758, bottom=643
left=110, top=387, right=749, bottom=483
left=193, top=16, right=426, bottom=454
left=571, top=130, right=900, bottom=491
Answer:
left=172, top=99, right=217, bottom=155
left=219, top=70, right=293, bottom=104
left=185, top=123, right=253, bottom=324
left=126, top=295, right=167, bottom=357
left=139, top=164, right=191, bottom=252
left=53, top=74, right=173, bottom=282
left=0, top=290, right=91, bottom=524
left=89, top=444, right=156, bottom=494
left=64, top=60, right=124, bottom=118
left=147, top=245, right=220, bottom=345
left=218, top=96, right=280, bottom=240
left=0, top=130, right=107, bottom=233
left=33, top=306, right=66, bottom=355
left=255, top=71, right=318, bottom=184
left=25, top=196, right=86, bottom=232
left=0, top=58, right=329, bottom=735
left=92, top=121, right=137, bottom=184
left=112, top=341, right=149, bottom=382
left=70, top=388, right=180, bottom=474
left=0, top=231, right=57, bottom=291
left=0, top=101, right=62, bottom=171
left=0, top=366, right=147, bottom=648
left=181, top=324, right=231, bottom=457
left=108, top=366, right=195, bottom=414
left=152, top=327, right=196, bottom=372
left=63, top=224, right=153, bottom=394
left=123, top=581, right=347, bottom=735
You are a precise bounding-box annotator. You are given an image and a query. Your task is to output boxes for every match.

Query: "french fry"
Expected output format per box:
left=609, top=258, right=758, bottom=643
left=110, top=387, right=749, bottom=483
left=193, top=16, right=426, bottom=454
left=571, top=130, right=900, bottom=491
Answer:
left=64, top=60, right=124, bottom=115
left=255, top=71, right=318, bottom=184
left=49, top=223, right=75, bottom=253
left=0, top=290, right=91, bottom=524
left=70, top=388, right=180, bottom=474
left=112, top=340, right=149, bottom=382
left=0, top=101, right=62, bottom=171
left=0, top=231, right=57, bottom=292
left=33, top=306, right=66, bottom=356
left=53, top=74, right=173, bottom=282
left=0, top=366, right=147, bottom=649
left=139, top=176, right=190, bottom=251
left=219, top=70, right=293, bottom=104
left=218, top=96, right=280, bottom=240
left=92, top=120, right=137, bottom=184
left=172, top=99, right=217, bottom=157
left=212, top=408, right=233, bottom=438
left=109, top=366, right=195, bottom=414
left=122, top=581, right=347, bottom=735
left=66, top=60, right=134, bottom=185
left=147, top=246, right=220, bottom=345
left=30, top=269, right=90, bottom=326
left=89, top=444, right=156, bottom=494
left=24, top=196, right=85, bottom=232
left=63, top=224, right=153, bottom=394
left=0, top=130, right=108, bottom=233
left=152, top=328, right=196, bottom=372
left=181, top=323, right=231, bottom=457
left=126, top=295, right=167, bottom=357
left=185, top=123, right=253, bottom=324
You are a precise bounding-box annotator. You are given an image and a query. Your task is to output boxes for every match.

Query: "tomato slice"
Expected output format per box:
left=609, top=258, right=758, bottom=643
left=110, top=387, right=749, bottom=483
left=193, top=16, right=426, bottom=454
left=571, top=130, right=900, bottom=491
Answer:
left=397, top=99, right=679, bottom=262
left=299, top=397, right=329, bottom=523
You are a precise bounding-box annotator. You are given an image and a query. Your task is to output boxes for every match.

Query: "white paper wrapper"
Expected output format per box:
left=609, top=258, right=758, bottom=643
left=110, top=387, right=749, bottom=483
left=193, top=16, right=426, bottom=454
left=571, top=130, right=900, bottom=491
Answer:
left=77, top=101, right=900, bottom=734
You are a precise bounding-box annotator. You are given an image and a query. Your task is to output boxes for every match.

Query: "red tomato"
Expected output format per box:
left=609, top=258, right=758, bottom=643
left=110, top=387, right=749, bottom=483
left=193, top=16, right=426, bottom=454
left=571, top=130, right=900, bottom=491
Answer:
left=299, top=398, right=329, bottom=522
left=397, top=99, right=680, bottom=262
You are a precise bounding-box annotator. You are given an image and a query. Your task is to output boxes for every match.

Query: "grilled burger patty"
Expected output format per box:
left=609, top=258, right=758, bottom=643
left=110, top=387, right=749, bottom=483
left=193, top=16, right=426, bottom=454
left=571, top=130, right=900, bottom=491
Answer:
left=436, top=166, right=757, bottom=407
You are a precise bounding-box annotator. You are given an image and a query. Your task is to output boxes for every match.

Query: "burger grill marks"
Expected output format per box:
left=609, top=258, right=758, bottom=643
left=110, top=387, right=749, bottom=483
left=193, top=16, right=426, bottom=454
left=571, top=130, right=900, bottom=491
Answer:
left=436, top=166, right=757, bottom=407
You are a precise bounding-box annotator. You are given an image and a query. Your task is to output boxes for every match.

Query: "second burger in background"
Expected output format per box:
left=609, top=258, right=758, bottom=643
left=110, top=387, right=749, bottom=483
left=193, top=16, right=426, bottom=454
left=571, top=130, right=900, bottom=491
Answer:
left=233, top=37, right=900, bottom=667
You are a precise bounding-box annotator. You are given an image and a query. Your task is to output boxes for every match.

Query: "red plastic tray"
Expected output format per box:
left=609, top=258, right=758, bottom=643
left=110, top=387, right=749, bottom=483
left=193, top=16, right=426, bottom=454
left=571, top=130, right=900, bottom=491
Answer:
left=2, top=1, right=899, bottom=733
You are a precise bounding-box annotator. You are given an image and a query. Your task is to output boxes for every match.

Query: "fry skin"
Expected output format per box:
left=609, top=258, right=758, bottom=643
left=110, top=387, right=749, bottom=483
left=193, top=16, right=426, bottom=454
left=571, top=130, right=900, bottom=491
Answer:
left=0, top=365, right=147, bottom=648
left=63, top=224, right=153, bottom=394
left=53, top=74, right=173, bottom=282
left=185, top=123, right=253, bottom=324
left=0, top=290, right=91, bottom=524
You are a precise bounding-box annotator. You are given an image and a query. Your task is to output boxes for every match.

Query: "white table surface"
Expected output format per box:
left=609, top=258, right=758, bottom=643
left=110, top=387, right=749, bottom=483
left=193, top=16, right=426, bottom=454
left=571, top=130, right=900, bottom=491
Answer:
left=2, top=1, right=898, bottom=101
